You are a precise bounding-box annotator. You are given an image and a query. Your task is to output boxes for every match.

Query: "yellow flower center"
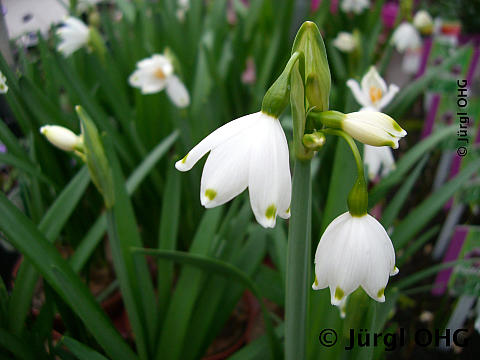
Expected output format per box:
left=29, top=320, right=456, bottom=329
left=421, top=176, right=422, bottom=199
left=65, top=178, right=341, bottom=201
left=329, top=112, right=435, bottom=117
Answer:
left=154, top=68, right=166, bottom=79
left=369, top=86, right=382, bottom=103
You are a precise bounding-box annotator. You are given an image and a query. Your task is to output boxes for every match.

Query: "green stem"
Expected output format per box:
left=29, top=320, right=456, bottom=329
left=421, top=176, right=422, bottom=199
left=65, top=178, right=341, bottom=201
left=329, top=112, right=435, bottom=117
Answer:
left=285, top=159, right=312, bottom=360
left=322, top=129, right=367, bottom=216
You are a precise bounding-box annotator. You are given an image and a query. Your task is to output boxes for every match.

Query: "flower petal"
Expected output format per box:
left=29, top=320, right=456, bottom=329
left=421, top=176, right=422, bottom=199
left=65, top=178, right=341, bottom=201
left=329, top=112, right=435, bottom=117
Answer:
left=361, top=67, right=387, bottom=96
left=364, top=144, right=382, bottom=180
left=166, top=76, right=190, bottom=108
left=377, top=84, right=400, bottom=110
left=200, top=133, right=250, bottom=208
left=175, top=112, right=259, bottom=172
left=248, top=114, right=289, bottom=228
left=346, top=79, right=371, bottom=108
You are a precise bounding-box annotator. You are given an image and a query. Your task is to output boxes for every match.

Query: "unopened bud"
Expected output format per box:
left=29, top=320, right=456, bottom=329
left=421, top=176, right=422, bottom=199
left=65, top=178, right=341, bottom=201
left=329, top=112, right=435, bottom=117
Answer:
left=303, top=132, right=326, bottom=150
left=40, top=125, right=83, bottom=152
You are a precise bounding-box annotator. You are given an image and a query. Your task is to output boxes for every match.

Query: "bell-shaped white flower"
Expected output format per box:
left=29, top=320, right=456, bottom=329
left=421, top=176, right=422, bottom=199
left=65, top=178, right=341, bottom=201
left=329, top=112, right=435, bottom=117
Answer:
left=347, top=67, right=399, bottom=111
left=56, top=17, right=90, bottom=57
left=342, top=111, right=407, bottom=149
left=391, top=22, right=421, bottom=53
left=364, top=144, right=395, bottom=180
left=333, top=32, right=357, bottom=53
left=176, top=0, right=190, bottom=22
left=413, top=10, right=433, bottom=34
left=40, top=125, right=83, bottom=151
left=0, top=71, right=7, bottom=94
left=129, top=54, right=190, bottom=108
left=175, top=111, right=291, bottom=228
left=312, top=212, right=399, bottom=305
left=341, top=0, right=370, bottom=14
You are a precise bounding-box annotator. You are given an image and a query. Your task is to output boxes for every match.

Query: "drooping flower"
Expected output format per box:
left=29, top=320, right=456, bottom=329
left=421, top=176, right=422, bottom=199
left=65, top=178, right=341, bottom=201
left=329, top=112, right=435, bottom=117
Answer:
left=175, top=111, right=291, bottom=228
left=413, top=10, right=433, bottom=34
left=364, top=144, right=395, bottom=180
left=56, top=17, right=90, bottom=57
left=342, top=111, right=406, bottom=149
left=340, top=0, right=370, bottom=14
left=312, top=212, right=399, bottom=305
left=40, top=125, right=83, bottom=151
left=129, top=54, right=190, bottom=108
left=391, top=22, right=421, bottom=53
left=333, top=32, right=357, bottom=53
left=346, top=66, right=399, bottom=111
left=0, top=71, right=7, bottom=94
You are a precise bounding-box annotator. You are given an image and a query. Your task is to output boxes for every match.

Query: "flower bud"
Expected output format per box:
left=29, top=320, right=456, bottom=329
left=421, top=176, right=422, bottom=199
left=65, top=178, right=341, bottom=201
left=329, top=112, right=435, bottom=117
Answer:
left=76, top=106, right=115, bottom=208
left=291, top=21, right=331, bottom=111
left=40, top=125, right=83, bottom=152
left=413, top=10, right=433, bottom=35
left=302, top=132, right=326, bottom=150
left=314, top=110, right=407, bottom=149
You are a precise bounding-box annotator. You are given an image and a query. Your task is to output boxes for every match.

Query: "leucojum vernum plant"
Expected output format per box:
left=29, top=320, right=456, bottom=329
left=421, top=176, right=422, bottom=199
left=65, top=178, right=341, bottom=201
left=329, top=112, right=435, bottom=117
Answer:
left=36, top=21, right=408, bottom=360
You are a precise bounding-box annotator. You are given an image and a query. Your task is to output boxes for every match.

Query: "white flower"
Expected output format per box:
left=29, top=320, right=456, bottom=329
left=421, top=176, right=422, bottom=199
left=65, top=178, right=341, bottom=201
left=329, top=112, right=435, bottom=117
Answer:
left=175, top=111, right=291, bottom=228
left=40, top=125, right=82, bottom=151
left=342, top=111, right=407, bottom=149
left=0, top=72, right=7, bottom=94
left=74, top=0, right=102, bottom=13
left=176, top=0, right=190, bottom=21
left=413, top=10, right=433, bottom=33
left=346, top=67, right=399, bottom=111
left=312, top=212, right=399, bottom=305
left=56, top=17, right=90, bottom=57
left=333, top=32, right=357, bottom=53
left=364, top=144, right=395, bottom=180
left=391, top=22, right=421, bottom=53
left=341, top=0, right=370, bottom=14
left=402, top=47, right=422, bottom=75
left=129, top=54, right=190, bottom=108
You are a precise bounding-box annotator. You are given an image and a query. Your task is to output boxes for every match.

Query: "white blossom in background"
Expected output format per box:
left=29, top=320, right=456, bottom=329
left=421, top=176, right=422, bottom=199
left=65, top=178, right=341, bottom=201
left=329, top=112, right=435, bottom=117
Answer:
left=312, top=212, right=399, bottom=305
left=129, top=54, right=190, bottom=108
left=56, top=17, right=90, bottom=57
left=413, top=10, right=433, bottom=34
left=40, top=125, right=82, bottom=152
left=341, top=0, right=370, bottom=14
left=176, top=0, right=190, bottom=22
left=333, top=32, right=357, bottom=53
left=0, top=72, right=8, bottom=94
left=346, top=67, right=400, bottom=180
left=175, top=112, right=291, bottom=228
left=391, top=22, right=421, bottom=53
left=341, top=111, right=407, bottom=149
left=346, top=67, right=399, bottom=111
left=74, top=0, right=102, bottom=13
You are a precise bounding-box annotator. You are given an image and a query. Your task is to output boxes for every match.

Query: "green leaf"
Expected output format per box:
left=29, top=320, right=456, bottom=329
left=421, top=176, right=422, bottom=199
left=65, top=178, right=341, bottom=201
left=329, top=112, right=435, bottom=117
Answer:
left=369, top=125, right=456, bottom=206
left=133, top=248, right=281, bottom=360
left=69, top=130, right=178, bottom=272
left=381, top=155, right=429, bottom=229
left=8, top=166, right=90, bottom=335
left=392, top=159, right=480, bottom=249
left=157, top=165, right=182, bottom=323
left=397, top=225, right=440, bottom=267
left=60, top=336, right=109, bottom=360
left=0, top=153, right=55, bottom=187
left=0, top=328, right=36, bottom=360
left=155, top=208, right=223, bottom=360
left=0, top=194, right=136, bottom=360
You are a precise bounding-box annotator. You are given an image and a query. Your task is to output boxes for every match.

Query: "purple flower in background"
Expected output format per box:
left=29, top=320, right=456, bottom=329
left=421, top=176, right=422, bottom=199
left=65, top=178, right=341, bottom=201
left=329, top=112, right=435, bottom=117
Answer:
left=0, top=142, right=6, bottom=153
left=381, top=2, right=398, bottom=29
left=311, top=0, right=321, bottom=12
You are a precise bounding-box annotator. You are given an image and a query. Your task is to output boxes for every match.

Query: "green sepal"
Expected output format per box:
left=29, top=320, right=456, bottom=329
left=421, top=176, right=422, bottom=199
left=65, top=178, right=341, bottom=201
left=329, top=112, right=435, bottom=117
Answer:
left=291, top=21, right=331, bottom=112
left=76, top=106, right=115, bottom=208
left=261, top=51, right=304, bottom=118
left=310, top=110, right=345, bottom=130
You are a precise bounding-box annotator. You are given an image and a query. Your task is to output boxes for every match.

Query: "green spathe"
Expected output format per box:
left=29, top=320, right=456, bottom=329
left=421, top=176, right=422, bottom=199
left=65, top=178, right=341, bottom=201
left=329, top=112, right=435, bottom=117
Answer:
left=76, top=106, right=115, bottom=208
left=291, top=21, right=331, bottom=112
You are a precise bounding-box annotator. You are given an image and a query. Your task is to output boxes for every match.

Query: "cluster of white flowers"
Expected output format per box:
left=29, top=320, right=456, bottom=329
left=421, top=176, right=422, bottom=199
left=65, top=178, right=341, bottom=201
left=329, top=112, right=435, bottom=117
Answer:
left=341, top=0, right=370, bottom=14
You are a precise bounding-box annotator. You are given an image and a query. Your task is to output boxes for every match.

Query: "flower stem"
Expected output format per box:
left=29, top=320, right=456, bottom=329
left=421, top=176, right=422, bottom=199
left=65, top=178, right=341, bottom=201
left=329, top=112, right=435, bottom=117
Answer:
left=285, top=159, right=312, bottom=360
